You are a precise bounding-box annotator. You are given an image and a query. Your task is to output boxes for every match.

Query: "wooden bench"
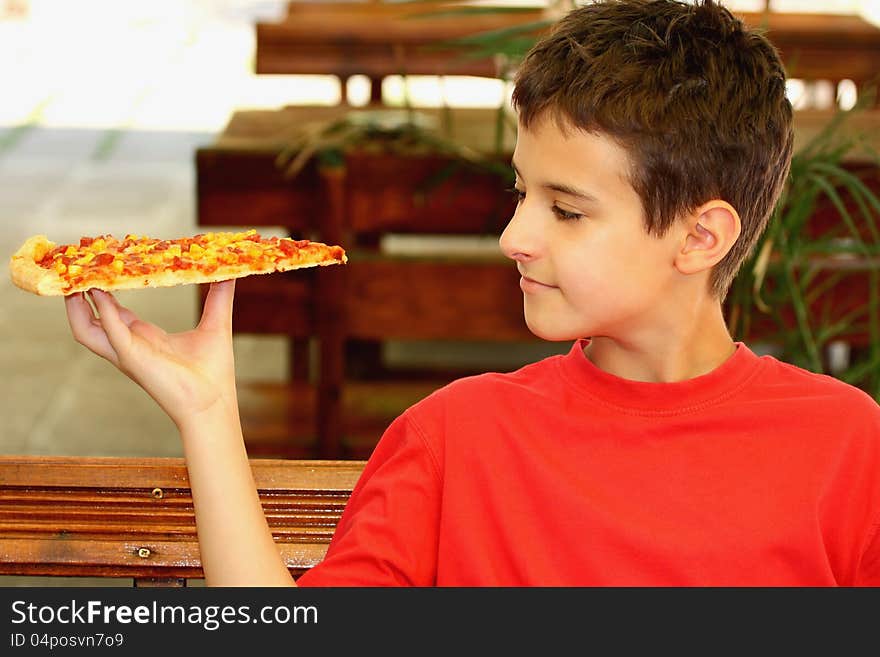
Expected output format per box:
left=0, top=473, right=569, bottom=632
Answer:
left=256, top=1, right=547, bottom=104
left=255, top=4, right=880, bottom=106
left=0, top=455, right=365, bottom=587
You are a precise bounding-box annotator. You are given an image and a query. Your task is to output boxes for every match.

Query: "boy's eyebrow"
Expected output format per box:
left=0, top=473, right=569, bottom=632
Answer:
left=511, top=161, right=600, bottom=204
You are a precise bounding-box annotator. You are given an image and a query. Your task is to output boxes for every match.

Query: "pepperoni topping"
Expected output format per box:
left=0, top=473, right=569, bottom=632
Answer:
left=93, top=253, right=115, bottom=266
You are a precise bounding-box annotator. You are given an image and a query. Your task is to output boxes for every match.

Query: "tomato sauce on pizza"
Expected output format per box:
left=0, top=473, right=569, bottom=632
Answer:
left=10, top=230, right=347, bottom=296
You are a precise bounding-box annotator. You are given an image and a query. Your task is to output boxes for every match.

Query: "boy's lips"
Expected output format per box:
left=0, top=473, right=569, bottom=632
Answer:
left=518, top=270, right=557, bottom=292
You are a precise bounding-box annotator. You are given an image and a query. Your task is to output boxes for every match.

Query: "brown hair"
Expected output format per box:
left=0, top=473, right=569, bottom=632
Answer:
left=512, top=0, right=794, bottom=301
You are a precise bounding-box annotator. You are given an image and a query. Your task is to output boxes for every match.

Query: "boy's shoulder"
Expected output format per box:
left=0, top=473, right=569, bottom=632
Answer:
left=748, top=347, right=880, bottom=419
left=755, top=348, right=875, bottom=396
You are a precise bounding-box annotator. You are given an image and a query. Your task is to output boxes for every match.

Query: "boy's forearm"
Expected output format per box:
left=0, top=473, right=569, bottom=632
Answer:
left=178, top=402, right=297, bottom=587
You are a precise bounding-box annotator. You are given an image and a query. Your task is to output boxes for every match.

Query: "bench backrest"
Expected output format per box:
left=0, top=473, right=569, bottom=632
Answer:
left=0, top=456, right=365, bottom=586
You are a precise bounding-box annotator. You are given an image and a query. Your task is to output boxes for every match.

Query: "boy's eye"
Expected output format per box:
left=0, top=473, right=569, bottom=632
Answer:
left=552, top=206, right=583, bottom=221
left=506, top=187, right=526, bottom=204
left=507, top=187, right=583, bottom=221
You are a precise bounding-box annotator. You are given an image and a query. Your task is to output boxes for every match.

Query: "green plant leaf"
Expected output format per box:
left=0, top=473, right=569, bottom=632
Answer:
left=807, top=173, right=873, bottom=256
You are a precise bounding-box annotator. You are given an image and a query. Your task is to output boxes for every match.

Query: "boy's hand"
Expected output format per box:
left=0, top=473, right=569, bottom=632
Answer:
left=65, top=280, right=238, bottom=429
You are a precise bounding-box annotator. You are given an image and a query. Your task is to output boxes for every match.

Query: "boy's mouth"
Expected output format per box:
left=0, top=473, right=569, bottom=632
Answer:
left=518, top=271, right=557, bottom=292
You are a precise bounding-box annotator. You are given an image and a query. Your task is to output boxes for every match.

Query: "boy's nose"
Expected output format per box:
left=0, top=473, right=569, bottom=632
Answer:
left=499, top=210, right=537, bottom=262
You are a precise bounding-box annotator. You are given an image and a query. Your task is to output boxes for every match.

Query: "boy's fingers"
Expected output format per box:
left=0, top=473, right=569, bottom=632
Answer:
left=65, top=292, right=98, bottom=341
left=98, top=288, right=139, bottom=326
left=197, top=280, right=235, bottom=332
left=64, top=293, right=119, bottom=364
left=87, top=289, right=133, bottom=356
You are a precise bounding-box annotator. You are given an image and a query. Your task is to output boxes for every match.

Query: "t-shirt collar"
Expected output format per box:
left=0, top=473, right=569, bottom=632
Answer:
left=558, top=338, right=763, bottom=413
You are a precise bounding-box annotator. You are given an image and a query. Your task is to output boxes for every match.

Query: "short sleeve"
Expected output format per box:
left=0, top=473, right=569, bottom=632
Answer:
left=295, top=410, right=443, bottom=586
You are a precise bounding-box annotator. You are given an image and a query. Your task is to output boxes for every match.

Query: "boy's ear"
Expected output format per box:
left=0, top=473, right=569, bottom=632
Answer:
left=674, top=200, right=741, bottom=275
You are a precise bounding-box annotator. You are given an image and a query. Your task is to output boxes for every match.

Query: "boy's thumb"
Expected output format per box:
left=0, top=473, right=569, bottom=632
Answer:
left=198, top=279, right=235, bottom=331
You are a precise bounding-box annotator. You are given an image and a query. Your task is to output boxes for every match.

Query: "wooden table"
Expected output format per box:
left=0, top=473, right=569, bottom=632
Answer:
left=256, top=1, right=546, bottom=103
left=255, top=5, right=880, bottom=105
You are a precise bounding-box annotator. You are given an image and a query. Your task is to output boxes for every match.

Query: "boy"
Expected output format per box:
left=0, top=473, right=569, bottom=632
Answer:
left=65, top=0, right=880, bottom=585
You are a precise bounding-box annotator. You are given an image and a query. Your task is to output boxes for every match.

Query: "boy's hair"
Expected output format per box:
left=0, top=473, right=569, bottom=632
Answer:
left=512, top=0, right=794, bottom=301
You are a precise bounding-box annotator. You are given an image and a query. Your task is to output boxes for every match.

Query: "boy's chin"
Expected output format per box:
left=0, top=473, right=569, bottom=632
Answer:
left=523, top=315, right=585, bottom=343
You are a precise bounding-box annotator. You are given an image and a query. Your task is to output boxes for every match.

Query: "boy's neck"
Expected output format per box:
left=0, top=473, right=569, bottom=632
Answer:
left=582, top=302, right=736, bottom=384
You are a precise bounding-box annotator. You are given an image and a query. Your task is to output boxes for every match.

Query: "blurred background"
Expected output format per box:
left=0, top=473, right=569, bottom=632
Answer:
left=1, top=0, right=879, bottom=460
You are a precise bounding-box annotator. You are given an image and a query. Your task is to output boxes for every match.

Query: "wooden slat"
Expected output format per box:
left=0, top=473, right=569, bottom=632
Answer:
left=0, top=456, right=363, bottom=490
left=344, top=151, right=514, bottom=235
left=738, top=12, right=880, bottom=85
left=195, top=148, right=318, bottom=231
left=346, top=258, right=529, bottom=341
left=255, top=4, right=545, bottom=77
left=0, top=538, right=332, bottom=579
left=0, top=456, right=365, bottom=582
left=255, top=7, right=880, bottom=88
left=197, top=147, right=514, bottom=236
left=163, top=256, right=531, bottom=347
left=212, top=106, right=518, bottom=155
left=222, top=272, right=315, bottom=336
left=280, top=1, right=533, bottom=21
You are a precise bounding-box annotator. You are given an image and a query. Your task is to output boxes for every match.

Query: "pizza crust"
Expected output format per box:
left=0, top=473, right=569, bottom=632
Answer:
left=9, top=234, right=347, bottom=296
left=9, top=235, right=66, bottom=296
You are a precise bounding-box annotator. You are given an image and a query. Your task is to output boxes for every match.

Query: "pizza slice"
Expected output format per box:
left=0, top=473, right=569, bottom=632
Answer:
left=9, top=230, right=347, bottom=296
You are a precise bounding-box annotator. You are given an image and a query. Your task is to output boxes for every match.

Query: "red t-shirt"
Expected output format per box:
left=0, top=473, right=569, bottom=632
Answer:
left=297, top=340, right=880, bottom=586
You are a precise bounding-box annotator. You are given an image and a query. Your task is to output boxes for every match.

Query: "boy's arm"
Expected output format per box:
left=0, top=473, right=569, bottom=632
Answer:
left=178, top=403, right=296, bottom=586
left=65, top=282, right=295, bottom=586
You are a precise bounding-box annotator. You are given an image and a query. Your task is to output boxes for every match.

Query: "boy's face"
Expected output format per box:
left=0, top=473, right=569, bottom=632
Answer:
left=499, top=114, right=686, bottom=342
